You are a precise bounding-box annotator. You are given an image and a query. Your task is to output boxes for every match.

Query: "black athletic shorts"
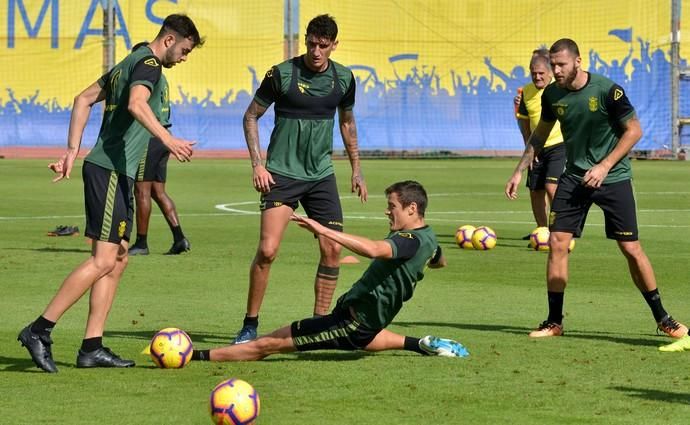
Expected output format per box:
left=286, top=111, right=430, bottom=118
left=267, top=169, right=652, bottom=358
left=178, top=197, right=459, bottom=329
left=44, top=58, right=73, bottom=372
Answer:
left=136, top=137, right=170, bottom=183
left=260, top=173, right=344, bottom=231
left=526, top=143, right=566, bottom=191
left=291, top=305, right=380, bottom=351
left=549, top=173, right=638, bottom=241
left=83, top=161, right=134, bottom=243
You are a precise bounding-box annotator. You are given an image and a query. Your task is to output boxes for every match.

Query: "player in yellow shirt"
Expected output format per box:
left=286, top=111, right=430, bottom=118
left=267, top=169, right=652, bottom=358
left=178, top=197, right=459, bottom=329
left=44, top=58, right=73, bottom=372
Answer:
left=515, top=49, right=565, bottom=237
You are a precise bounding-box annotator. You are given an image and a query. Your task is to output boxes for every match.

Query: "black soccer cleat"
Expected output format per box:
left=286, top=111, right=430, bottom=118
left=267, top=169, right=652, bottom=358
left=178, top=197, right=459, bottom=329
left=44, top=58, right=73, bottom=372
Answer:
left=18, top=325, right=58, bottom=373
left=76, top=347, right=135, bottom=368
left=47, top=225, right=79, bottom=237
left=128, top=245, right=149, bottom=256
left=165, top=238, right=190, bottom=255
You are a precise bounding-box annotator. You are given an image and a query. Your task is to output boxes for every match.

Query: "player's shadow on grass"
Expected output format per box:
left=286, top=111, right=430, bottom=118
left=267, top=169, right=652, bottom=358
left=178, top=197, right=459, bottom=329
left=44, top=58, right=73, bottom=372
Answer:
left=263, top=351, right=370, bottom=362
left=0, top=355, right=71, bottom=373
left=105, top=329, right=239, bottom=345
left=611, top=386, right=690, bottom=405
left=394, top=321, right=663, bottom=347
left=33, top=247, right=91, bottom=253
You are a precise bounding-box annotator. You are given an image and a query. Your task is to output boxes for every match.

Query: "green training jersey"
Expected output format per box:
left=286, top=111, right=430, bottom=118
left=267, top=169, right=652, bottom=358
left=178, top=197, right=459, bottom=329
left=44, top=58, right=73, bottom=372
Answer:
left=541, top=73, right=636, bottom=184
left=254, top=56, right=356, bottom=181
left=85, top=46, right=165, bottom=178
left=337, top=225, right=440, bottom=330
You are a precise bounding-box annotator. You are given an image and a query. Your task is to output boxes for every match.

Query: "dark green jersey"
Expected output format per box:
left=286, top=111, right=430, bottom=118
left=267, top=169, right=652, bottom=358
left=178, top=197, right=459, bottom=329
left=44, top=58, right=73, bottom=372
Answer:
left=337, top=226, right=439, bottom=329
left=254, top=56, right=356, bottom=181
left=85, top=46, right=165, bottom=178
left=153, top=73, right=171, bottom=128
left=541, top=73, right=636, bottom=184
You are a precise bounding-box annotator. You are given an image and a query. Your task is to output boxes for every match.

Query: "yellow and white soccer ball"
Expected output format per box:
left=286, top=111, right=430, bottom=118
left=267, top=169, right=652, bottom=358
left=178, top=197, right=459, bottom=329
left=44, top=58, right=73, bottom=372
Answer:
left=528, top=227, right=575, bottom=252
left=149, top=327, right=193, bottom=369
left=471, top=226, right=497, bottom=250
left=529, top=227, right=551, bottom=251
left=210, top=378, right=260, bottom=425
left=455, top=225, right=476, bottom=249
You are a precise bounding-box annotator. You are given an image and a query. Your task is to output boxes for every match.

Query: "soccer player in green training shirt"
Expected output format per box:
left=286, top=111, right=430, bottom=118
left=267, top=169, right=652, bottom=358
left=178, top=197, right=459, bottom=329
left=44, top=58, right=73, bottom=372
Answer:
left=191, top=181, right=468, bottom=361
left=18, top=15, right=204, bottom=373
left=505, top=38, right=688, bottom=341
left=128, top=44, right=191, bottom=257
left=234, top=14, right=368, bottom=344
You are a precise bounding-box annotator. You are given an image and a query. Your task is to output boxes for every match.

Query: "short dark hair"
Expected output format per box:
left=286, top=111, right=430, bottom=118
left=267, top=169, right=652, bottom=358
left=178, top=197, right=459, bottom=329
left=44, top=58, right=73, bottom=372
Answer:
left=385, top=181, right=428, bottom=217
left=550, top=38, right=579, bottom=57
left=158, top=14, right=205, bottom=47
left=306, top=14, right=338, bottom=41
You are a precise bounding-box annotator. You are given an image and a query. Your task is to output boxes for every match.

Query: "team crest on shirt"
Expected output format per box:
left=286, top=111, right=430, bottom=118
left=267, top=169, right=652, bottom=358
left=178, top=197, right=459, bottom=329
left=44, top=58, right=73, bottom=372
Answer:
left=118, top=221, right=127, bottom=238
left=297, top=82, right=309, bottom=94
left=588, top=96, right=598, bottom=112
left=554, top=103, right=567, bottom=117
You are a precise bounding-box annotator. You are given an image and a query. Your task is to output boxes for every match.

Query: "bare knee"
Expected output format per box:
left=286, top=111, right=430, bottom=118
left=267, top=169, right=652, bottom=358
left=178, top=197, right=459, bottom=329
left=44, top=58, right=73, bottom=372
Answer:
left=319, top=237, right=342, bottom=263
left=255, top=243, right=280, bottom=266
left=618, top=240, right=645, bottom=260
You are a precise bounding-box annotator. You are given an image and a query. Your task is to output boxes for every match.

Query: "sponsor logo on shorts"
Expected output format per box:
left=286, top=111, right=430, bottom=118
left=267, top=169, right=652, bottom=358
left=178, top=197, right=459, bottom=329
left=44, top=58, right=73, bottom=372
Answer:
left=328, top=220, right=343, bottom=228
left=614, top=231, right=634, bottom=236
left=549, top=211, right=556, bottom=226
left=117, top=220, right=127, bottom=238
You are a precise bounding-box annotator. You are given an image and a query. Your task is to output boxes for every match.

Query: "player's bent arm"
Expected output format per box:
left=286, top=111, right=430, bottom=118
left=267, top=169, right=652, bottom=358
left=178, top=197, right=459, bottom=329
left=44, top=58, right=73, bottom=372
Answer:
left=599, top=116, right=642, bottom=170
left=243, top=100, right=268, bottom=168
left=128, top=85, right=171, bottom=142
left=67, top=81, right=106, bottom=152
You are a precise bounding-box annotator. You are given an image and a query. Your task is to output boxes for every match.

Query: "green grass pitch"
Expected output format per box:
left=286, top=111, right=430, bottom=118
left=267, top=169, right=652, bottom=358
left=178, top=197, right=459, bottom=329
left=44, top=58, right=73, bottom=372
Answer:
left=1, top=158, right=689, bottom=424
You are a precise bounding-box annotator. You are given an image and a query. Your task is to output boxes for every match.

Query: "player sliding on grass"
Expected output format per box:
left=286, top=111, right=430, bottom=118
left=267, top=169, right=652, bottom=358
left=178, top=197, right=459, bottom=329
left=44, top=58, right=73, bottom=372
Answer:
left=505, top=38, right=688, bottom=341
left=191, top=181, right=468, bottom=361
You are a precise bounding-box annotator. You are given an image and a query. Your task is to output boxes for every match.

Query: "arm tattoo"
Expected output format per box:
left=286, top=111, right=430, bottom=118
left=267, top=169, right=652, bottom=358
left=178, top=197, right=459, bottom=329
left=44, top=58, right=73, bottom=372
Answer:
left=243, top=102, right=267, bottom=167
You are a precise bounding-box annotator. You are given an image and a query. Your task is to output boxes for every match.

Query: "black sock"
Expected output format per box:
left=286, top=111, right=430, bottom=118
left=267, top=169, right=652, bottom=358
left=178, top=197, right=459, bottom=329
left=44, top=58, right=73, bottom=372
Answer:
left=80, top=336, right=103, bottom=353
left=404, top=336, right=428, bottom=355
left=171, top=226, right=184, bottom=243
left=547, top=291, right=564, bottom=324
left=191, top=349, right=210, bottom=361
left=642, top=289, right=668, bottom=322
left=243, top=315, right=259, bottom=328
left=134, top=234, right=148, bottom=247
left=30, top=315, right=56, bottom=335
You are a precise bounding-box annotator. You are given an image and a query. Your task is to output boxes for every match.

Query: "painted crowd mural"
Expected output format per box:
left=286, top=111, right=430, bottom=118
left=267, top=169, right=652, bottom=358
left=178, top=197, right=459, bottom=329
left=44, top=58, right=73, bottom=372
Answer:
left=2, top=0, right=688, bottom=151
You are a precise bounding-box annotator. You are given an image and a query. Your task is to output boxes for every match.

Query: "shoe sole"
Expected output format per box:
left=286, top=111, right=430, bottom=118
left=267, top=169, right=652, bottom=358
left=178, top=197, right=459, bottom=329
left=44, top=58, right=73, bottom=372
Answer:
left=76, top=363, right=135, bottom=368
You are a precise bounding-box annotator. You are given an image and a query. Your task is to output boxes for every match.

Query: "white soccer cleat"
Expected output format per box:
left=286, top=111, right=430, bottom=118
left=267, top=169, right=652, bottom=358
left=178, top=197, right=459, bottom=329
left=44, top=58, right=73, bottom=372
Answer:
left=419, top=335, right=469, bottom=357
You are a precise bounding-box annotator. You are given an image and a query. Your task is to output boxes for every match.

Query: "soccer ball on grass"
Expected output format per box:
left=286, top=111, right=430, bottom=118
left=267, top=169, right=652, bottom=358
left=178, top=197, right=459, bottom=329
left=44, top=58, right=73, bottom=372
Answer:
left=149, top=327, right=193, bottom=369
left=471, top=226, right=497, bottom=250
left=528, top=227, right=575, bottom=252
left=455, top=225, right=476, bottom=249
left=210, top=378, right=260, bottom=425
